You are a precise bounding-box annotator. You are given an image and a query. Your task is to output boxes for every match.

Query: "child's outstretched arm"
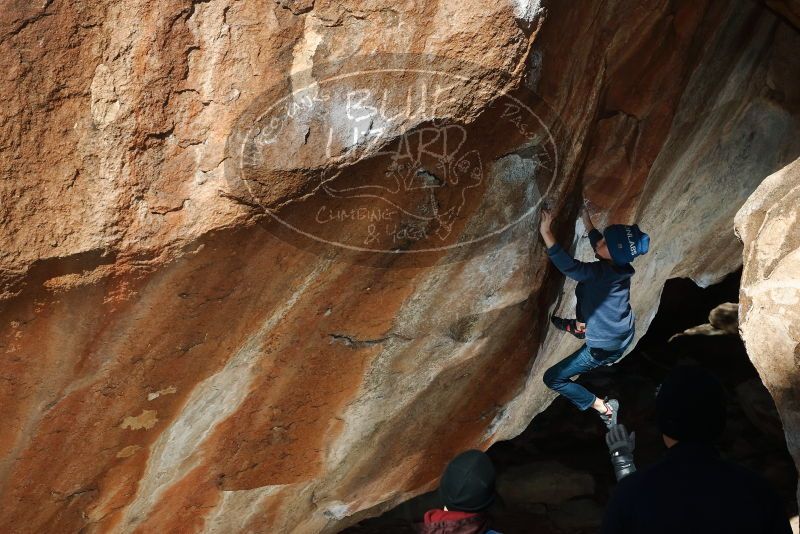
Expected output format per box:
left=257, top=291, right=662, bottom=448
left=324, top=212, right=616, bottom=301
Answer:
left=540, top=208, right=602, bottom=282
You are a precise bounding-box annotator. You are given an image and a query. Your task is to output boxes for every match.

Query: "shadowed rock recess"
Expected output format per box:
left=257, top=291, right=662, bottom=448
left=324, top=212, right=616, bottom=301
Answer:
left=0, top=1, right=798, bottom=532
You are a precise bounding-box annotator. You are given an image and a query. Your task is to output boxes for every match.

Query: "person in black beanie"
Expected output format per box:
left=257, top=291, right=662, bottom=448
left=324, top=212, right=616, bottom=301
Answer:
left=601, top=366, right=792, bottom=534
left=419, top=450, right=502, bottom=534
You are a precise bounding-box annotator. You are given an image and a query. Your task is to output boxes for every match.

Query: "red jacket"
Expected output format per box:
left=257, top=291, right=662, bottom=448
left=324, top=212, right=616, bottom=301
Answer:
left=418, top=509, right=491, bottom=534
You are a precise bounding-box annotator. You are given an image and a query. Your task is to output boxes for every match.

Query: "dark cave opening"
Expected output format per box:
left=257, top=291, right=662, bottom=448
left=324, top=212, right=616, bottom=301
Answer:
left=343, top=269, right=798, bottom=533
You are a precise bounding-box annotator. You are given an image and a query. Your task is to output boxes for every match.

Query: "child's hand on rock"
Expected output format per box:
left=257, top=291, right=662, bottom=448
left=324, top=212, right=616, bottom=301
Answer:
left=539, top=208, right=554, bottom=234
left=581, top=198, right=596, bottom=229
left=581, top=207, right=592, bottom=225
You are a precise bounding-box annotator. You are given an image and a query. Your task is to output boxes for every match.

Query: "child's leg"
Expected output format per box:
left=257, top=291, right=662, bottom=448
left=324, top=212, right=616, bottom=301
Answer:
left=575, top=283, right=586, bottom=327
left=543, top=344, right=606, bottom=411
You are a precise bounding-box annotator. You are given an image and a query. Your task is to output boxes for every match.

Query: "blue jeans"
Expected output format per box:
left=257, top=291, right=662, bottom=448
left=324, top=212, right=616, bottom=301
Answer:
left=543, top=343, right=627, bottom=411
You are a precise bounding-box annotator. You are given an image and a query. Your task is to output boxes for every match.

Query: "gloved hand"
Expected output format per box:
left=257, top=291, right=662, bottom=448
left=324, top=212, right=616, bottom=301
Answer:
left=606, top=424, right=636, bottom=454
left=606, top=424, right=637, bottom=481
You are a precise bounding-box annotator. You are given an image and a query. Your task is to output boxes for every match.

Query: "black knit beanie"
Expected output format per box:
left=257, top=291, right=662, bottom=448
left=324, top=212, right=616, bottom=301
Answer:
left=656, top=365, right=727, bottom=443
left=439, top=450, right=496, bottom=512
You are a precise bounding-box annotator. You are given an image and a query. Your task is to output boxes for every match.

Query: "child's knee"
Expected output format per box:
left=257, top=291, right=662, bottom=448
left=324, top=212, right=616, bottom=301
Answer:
left=543, top=366, right=561, bottom=389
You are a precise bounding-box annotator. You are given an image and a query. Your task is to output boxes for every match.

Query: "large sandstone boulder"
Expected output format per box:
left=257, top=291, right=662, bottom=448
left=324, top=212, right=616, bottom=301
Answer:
left=736, top=157, right=800, bottom=508
left=0, top=0, right=798, bottom=532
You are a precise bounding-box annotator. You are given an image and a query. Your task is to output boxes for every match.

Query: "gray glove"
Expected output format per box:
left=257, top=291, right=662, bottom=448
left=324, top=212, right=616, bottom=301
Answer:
left=606, top=424, right=636, bottom=454
left=606, top=424, right=637, bottom=481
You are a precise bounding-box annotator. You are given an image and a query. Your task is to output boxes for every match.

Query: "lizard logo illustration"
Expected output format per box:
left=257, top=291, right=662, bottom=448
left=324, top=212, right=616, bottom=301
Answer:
left=225, top=54, right=561, bottom=262
left=322, top=122, right=482, bottom=240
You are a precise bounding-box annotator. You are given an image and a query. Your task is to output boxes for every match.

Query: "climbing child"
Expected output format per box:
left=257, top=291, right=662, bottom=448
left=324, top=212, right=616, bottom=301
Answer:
left=539, top=202, right=650, bottom=428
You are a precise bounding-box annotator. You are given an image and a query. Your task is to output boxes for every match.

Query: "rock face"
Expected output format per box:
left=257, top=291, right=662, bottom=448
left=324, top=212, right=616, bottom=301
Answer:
left=736, top=157, right=800, bottom=507
left=0, top=1, right=798, bottom=532
left=670, top=302, right=739, bottom=339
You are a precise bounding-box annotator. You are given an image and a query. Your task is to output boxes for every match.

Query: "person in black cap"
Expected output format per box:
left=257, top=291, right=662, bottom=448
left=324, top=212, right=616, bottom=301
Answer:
left=601, top=365, right=792, bottom=534
left=419, top=450, right=501, bottom=534
left=540, top=202, right=650, bottom=427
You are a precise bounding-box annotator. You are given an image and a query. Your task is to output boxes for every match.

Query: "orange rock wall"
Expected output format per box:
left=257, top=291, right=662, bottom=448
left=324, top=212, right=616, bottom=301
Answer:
left=1, top=0, right=798, bottom=532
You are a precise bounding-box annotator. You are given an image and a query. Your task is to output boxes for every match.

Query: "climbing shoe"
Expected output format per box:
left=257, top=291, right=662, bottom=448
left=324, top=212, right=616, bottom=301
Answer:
left=600, top=398, right=619, bottom=429
left=550, top=315, right=586, bottom=339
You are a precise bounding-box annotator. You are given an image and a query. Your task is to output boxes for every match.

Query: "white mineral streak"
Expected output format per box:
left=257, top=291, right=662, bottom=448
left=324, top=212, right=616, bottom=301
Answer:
left=120, top=261, right=332, bottom=531
left=511, top=0, right=543, bottom=23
